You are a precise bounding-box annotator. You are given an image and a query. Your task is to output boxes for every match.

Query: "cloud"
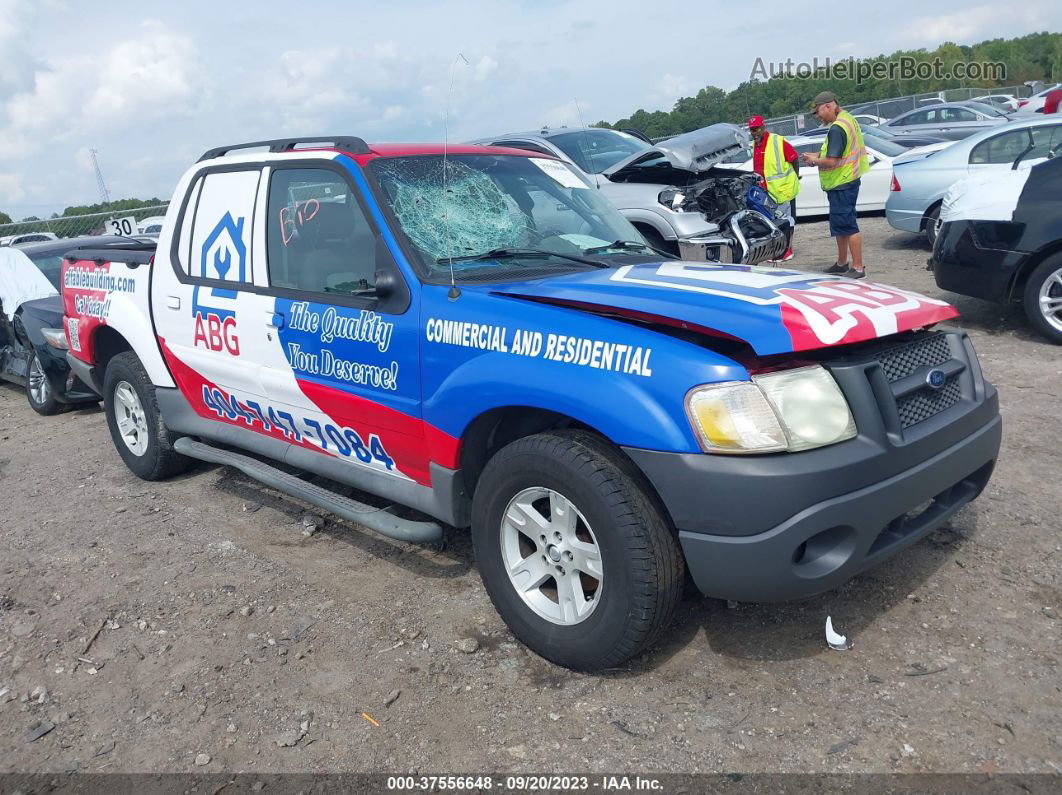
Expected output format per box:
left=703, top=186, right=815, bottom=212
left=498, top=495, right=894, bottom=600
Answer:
left=908, top=2, right=1058, bottom=43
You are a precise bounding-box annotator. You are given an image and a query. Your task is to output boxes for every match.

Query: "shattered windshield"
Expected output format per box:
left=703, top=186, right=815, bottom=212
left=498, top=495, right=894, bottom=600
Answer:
left=370, top=154, right=645, bottom=280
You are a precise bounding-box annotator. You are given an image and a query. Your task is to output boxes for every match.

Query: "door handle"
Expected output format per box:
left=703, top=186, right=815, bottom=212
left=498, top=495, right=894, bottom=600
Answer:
left=166, top=296, right=180, bottom=310
left=267, top=311, right=285, bottom=330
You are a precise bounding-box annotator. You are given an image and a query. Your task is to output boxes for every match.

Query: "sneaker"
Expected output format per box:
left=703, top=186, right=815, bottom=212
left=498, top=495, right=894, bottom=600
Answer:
left=846, top=268, right=866, bottom=279
left=780, top=248, right=794, bottom=262
left=824, top=262, right=849, bottom=274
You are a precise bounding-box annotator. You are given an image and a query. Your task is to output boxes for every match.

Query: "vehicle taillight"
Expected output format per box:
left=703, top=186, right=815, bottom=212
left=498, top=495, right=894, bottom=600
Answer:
left=1018, top=99, right=1029, bottom=108
left=891, top=174, right=901, bottom=192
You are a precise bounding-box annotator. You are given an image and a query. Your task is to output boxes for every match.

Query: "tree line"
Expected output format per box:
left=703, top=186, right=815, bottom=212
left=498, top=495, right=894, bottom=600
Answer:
left=594, top=32, right=1062, bottom=138
left=0, top=198, right=166, bottom=235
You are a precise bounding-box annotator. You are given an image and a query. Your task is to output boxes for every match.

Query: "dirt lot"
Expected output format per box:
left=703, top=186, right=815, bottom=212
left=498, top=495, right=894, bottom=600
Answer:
left=0, top=216, right=1059, bottom=776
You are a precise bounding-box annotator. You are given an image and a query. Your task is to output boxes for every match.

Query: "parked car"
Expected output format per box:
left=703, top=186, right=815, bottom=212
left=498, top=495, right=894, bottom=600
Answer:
left=878, top=101, right=1011, bottom=141
left=975, top=94, right=1020, bottom=112
left=0, top=237, right=124, bottom=413
left=800, top=123, right=951, bottom=150
left=886, top=116, right=1062, bottom=246
left=1016, top=83, right=1062, bottom=114
left=468, top=125, right=789, bottom=263
left=137, top=215, right=167, bottom=236
left=851, top=113, right=887, bottom=126
left=932, top=153, right=1062, bottom=342
left=0, top=232, right=59, bottom=247
left=731, top=135, right=946, bottom=217
left=62, top=136, right=1000, bottom=671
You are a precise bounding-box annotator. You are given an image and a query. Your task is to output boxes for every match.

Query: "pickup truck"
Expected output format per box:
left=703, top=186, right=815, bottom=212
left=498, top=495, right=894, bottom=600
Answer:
left=62, top=136, right=1002, bottom=671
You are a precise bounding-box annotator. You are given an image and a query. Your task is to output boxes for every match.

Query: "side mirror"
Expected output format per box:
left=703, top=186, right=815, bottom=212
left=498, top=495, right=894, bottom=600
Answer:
left=373, top=234, right=411, bottom=313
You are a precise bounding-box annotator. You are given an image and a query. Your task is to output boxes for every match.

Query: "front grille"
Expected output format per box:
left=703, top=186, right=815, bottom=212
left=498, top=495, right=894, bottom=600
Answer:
left=896, top=377, right=962, bottom=428
left=869, top=332, right=963, bottom=430
left=874, top=333, right=951, bottom=382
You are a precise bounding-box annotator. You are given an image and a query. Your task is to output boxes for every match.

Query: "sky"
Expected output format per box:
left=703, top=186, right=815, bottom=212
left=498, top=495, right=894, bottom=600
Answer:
left=1, top=0, right=1059, bottom=218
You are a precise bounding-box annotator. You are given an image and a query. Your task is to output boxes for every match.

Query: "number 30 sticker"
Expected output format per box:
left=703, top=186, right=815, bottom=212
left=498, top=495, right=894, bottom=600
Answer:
left=106, top=216, right=138, bottom=236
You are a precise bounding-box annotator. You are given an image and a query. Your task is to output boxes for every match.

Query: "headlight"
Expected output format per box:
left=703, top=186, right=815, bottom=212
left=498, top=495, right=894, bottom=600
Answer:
left=41, top=327, right=68, bottom=350
left=658, top=188, right=695, bottom=212
left=686, top=365, right=856, bottom=454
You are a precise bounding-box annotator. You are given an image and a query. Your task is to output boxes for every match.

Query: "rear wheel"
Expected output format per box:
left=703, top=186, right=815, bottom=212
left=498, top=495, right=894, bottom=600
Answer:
left=25, top=352, right=63, bottom=416
left=103, top=351, right=190, bottom=479
left=1022, top=254, right=1062, bottom=344
left=471, top=431, right=684, bottom=671
left=924, top=204, right=942, bottom=249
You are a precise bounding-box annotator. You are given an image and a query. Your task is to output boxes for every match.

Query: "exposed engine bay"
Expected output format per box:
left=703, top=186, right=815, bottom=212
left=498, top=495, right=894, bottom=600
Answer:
left=611, top=163, right=790, bottom=264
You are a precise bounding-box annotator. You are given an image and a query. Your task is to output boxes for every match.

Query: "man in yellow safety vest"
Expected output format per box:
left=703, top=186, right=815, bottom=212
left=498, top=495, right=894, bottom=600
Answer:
left=749, top=115, right=800, bottom=262
left=800, top=91, right=870, bottom=278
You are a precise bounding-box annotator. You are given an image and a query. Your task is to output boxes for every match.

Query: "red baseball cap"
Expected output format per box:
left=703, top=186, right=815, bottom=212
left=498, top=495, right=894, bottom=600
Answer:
left=748, top=115, right=765, bottom=128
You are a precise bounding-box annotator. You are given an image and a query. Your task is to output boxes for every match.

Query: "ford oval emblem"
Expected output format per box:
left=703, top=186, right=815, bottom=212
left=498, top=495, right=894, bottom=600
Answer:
left=926, top=369, right=947, bottom=390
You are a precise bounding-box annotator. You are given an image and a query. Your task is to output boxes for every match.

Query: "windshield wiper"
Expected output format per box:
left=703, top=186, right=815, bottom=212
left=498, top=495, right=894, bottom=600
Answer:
left=582, top=239, right=677, bottom=258
left=437, top=247, right=607, bottom=268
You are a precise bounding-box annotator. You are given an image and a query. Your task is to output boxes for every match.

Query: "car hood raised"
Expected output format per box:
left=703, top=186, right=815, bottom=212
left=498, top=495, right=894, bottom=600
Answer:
left=603, top=124, right=751, bottom=178
left=491, top=262, right=958, bottom=356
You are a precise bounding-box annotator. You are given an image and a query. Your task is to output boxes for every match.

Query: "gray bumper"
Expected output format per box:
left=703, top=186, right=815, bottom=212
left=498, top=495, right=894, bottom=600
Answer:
left=662, top=415, right=999, bottom=601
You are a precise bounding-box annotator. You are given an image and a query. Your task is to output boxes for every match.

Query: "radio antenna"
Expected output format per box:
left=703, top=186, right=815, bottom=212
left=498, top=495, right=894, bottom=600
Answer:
left=443, top=52, right=469, bottom=300
left=573, top=98, right=592, bottom=171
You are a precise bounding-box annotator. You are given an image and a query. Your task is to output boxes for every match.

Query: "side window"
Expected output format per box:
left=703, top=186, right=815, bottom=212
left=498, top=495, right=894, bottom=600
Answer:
left=189, top=170, right=260, bottom=284
left=944, top=108, right=976, bottom=122
left=1027, top=125, right=1062, bottom=160
left=266, top=168, right=376, bottom=296
left=969, top=129, right=1033, bottom=164
left=174, top=176, right=204, bottom=275
left=896, top=110, right=928, bottom=126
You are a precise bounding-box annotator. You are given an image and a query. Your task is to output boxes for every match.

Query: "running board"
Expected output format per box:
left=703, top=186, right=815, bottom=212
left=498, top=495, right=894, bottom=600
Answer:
left=174, top=437, right=443, bottom=544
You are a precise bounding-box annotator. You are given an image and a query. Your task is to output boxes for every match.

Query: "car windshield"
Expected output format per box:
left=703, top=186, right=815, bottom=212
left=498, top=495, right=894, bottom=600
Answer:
left=27, top=253, right=64, bottom=290
left=547, top=129, right=651, bottom=174
left=370, top=154, right=647, bottom=281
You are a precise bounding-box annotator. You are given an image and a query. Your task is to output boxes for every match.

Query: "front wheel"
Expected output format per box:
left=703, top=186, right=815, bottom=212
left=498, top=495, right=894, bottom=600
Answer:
left=103, top=351, right=191, bottom=480
left=1022, top=254, right=1062, bottom=344
left=26, top=352, right=63, bottom=416
left=471, top=431, right=684, bottom=671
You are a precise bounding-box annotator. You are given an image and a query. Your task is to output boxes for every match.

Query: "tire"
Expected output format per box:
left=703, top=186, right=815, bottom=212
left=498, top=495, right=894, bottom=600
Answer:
left=924, top=204, right=941, bottom=249
left=103, top=351, right=191, bottom=480
left=471, top=430, right=684, bottom=671
left=1022, top=254, right=1062, bottom=344
left=25, top=352, right=63, bottom=416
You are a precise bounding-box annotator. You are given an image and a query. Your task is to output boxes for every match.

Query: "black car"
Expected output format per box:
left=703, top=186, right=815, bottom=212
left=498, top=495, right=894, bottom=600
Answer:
left=0, top=236, right=128, bottom=413
left=800, top=123, right=950, bottom=150
left=932, top=154, right=1062, bottom=343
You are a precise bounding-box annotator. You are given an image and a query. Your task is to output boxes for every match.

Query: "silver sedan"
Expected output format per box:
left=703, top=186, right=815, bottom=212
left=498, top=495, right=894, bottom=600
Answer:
left=885, top=116, right=1062, bottom=247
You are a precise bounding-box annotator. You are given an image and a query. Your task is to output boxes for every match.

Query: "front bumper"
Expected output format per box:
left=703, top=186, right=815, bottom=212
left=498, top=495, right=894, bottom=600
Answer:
left=625, top=329, right=1002, bottom=601
left=677, top=210, right=788, bottom=264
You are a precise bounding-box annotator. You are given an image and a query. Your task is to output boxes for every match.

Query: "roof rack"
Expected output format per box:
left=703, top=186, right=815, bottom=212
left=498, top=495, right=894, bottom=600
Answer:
left=198, top=136, right=371, bottom=162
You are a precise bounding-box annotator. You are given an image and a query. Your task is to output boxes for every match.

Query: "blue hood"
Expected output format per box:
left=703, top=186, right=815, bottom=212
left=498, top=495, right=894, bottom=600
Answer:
left=489, top=261, right=959, bottom=356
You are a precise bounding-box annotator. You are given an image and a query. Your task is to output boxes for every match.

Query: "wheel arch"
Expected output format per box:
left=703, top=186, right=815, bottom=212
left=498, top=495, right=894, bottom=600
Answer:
left=1007, top=241, right=1062, bottom=301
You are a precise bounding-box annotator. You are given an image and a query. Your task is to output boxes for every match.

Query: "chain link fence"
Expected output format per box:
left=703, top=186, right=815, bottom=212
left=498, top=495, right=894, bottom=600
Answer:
left=0, top=204, right=169, bottom=247
left=762, top=84, right=1034, bottom=137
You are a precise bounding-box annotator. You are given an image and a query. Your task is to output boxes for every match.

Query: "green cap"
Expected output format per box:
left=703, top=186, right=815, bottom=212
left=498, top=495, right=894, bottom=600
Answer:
left=811, top=91, right=838, bottom=110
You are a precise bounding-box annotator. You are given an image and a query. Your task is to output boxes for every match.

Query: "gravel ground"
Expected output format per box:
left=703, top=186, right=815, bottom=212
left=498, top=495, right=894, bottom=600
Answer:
left=0, top=216, right=1059, bottom=776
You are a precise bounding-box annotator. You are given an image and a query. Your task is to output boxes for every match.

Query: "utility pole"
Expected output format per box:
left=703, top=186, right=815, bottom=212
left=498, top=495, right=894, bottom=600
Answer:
left=90, top=149, right=111, bottom=205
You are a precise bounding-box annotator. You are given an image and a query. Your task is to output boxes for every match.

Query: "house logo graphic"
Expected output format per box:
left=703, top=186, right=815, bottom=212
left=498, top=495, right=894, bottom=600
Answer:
left=191, top=213, right=246, bottom=355
left=192, top=212, right=247, bottom=322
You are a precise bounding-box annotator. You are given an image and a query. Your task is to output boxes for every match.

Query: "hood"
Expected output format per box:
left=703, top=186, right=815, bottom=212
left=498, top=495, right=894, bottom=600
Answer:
left=603, top=123, right=750, bottom=178
left=490, top=262, right=958, bottom=356
left=18, top=294, right=64, bottom=326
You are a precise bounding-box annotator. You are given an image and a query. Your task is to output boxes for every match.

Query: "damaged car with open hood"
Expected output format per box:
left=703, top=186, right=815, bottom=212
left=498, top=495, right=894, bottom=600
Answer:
left=469, top=124, right=789, bottom=263
left=63, top=136, right=1000, bottom=672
